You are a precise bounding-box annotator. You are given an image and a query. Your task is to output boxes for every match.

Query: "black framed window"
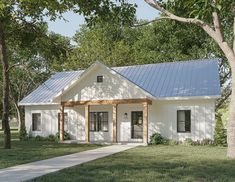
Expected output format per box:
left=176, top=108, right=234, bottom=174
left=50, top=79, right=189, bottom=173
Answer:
left=90, top=112, right=108, bottom=132
left=58, top=113, right=68, bottom=132
left=32, top=113, right=41, bottom=131
left=97, top=76, right=103, bottom=83
left=177, top=110, right=191, bottom=133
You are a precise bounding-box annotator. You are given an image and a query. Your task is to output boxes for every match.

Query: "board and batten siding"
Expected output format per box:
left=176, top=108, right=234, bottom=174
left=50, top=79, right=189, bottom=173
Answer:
left=60, top=66, right=146, bottom=102
left=25, top=105, right=83, bottom=140
left=25, top=98, right=216, bottom=142
left=148, top=99, right=216, bottom=141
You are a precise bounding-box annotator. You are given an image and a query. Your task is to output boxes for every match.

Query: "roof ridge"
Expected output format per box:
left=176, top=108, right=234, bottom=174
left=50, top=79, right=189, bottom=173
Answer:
left=52, top=58, right=219, bottom=74
left=112, top=58, right=218, bottom=69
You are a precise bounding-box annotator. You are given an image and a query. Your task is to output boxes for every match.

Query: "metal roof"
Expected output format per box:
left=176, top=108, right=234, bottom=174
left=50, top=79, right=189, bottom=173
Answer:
left=19, top=71, right=83, bottom=105
left=19, top=59, right=220, bottom=105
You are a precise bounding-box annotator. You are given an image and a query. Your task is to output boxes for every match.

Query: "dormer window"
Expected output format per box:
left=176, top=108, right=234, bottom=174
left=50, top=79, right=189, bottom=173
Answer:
left=97, top=76, right=103, bottom=83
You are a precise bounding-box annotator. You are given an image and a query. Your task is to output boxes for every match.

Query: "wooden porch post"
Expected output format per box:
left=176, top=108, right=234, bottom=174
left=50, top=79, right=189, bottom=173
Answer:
left=112, top=104, right=117, bottom=143
left=60, top=105, right=65, bottom=141
left=85, top=104, right=90, bottom=143
left=143, top=102, right=148, bottom=145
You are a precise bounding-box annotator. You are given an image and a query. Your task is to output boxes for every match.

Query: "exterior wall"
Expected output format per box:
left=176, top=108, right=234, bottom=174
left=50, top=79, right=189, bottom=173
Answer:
left=25, top=98, right=216, bottom=142
left=117, top=104, right=143, bottom=142
left=148, top=99, right=216, bottom=141
left=60, top=66, right=146, bottom=102
left=89, top=105, right=113, bottom=142
left=25, top=105, right=82, bottom=140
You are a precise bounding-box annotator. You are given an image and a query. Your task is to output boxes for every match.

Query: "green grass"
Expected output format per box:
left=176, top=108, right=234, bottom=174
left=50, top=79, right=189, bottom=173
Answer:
left=31, top=145, right=235, bottom=182
left=0, top=131, right=102, bottom=169
left=0, top=129, right=19, bottom=141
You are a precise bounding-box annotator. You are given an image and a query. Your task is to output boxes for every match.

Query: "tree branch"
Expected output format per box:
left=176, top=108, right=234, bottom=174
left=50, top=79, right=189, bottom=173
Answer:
left=132, top=17, right=170, bottom=27
left=144, top=0, right=215, bottom=37
left=144, top=0, right=235, bottom=65
left=212, top=10, right=224, bottom=42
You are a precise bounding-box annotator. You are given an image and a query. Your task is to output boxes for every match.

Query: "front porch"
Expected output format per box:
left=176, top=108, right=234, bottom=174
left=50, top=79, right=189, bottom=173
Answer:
left=59, top=98, right=152, bottom=144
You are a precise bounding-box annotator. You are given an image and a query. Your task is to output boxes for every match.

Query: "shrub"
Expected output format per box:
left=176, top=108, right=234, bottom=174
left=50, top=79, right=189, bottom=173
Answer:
left=150, top=133, right=167, bottom=145
left=201, top=138, right=214, bottom=146
left=35, top=135, right=42, bottom=141
left=184, top=138, right=193, bottom=146
left=55, top=131, right=71, bottom=141
left=48, top=134, right=56, bottom=141
left=168, top=139, right=179, bottom=145
left=19, top=126, right=28, bottom=141
left=214, top=114, right=227, bottom=146
left=191, top=140, right=201, bottom=146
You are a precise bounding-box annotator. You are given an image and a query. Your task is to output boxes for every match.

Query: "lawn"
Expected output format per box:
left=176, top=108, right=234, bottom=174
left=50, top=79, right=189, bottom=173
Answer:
left=31, top=145, right=235, bottom=182
left=0, top=130, right=102, bottom=169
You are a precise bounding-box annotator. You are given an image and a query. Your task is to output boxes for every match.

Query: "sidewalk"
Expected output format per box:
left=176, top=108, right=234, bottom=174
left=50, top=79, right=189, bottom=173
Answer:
left=0, top=144, right=140, bottom=182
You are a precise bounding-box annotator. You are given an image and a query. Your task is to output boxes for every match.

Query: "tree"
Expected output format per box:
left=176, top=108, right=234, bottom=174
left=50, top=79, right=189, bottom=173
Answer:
left=214, top=113, right=227, bottom=146
left=141, top=0, right=235, bottom=157
left=8, top=26, right=71, bottom=132
left=0, top=0, right=136, bottom=149
left=68, top=21, right=210, bottom=69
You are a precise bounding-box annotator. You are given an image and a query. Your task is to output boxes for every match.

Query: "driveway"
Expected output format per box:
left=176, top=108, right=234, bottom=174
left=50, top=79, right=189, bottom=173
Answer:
left=0, top=144, right=140, bottom=182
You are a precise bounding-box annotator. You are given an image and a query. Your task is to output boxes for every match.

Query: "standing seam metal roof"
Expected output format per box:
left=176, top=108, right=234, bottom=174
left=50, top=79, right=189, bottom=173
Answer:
left=19, top=59, right=221, bottom=105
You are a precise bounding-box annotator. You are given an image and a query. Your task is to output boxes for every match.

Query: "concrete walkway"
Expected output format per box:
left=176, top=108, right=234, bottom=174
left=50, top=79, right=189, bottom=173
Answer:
left=0, top=144, right=140, bottom=182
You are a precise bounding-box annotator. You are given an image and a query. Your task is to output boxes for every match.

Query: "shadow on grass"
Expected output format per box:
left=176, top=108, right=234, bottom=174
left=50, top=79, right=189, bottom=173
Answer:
left=31, top=145, right=235, bottom=182
left=0, top=140, right=102, bottom=169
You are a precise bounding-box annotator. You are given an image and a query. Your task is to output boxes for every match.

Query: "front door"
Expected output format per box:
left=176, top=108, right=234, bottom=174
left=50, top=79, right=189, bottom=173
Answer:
left=131, top=111, right=143, bottom=139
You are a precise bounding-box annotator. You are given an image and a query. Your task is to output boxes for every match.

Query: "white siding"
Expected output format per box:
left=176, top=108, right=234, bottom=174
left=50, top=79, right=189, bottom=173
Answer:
left=61, top=66, right=146, bottom=102
left=117, top=104, right=143, bottom=142
left=25, top=99, right=216, bottom=142
left=148, top=99, right=216, bottom=141
left=89, top=105, right=113, bottom=142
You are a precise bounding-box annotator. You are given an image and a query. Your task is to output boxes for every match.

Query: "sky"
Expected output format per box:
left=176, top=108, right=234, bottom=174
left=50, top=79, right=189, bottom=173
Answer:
left=47, top=1, right=159, bottom=38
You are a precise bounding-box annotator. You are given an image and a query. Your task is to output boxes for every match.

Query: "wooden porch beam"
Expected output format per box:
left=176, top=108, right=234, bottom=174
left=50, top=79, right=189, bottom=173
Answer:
left=85, top=105, right=90, bottom=143
left=112, top=104, right=117, bottom=143
left=143, top=103, right=148, bottom=145
left=59, top=105, right=64, bottom=141
left=62, top=98, right=152, bottom=107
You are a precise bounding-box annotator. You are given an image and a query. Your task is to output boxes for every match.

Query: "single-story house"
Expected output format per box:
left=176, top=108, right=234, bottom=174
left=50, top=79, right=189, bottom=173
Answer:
left=19, top=59, right=221, bottom=144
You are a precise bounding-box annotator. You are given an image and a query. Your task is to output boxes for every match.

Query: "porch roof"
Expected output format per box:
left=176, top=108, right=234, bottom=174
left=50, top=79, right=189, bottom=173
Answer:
left=19, top=59, right=221, bottom=105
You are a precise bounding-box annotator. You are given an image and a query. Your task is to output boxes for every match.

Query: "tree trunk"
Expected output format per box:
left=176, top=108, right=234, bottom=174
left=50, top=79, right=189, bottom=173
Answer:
left=14, top=102, right=24, bottom=132
left=0, top=20, right=11, bottom=149
left=227, top=61, right=235, bottom=157
left=14, top=102, right=21, bottom=131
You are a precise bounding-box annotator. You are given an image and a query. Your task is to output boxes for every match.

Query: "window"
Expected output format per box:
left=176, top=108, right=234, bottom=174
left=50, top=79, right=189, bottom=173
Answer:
left=177, top=110, right=191, bottom=133
left=90, top=112, right=108, bottom=132
left=58, top=113, right=68, bottom=132
left=32, top=113, right=41, bottom=131
left=97, top=76, right=103, bottom=83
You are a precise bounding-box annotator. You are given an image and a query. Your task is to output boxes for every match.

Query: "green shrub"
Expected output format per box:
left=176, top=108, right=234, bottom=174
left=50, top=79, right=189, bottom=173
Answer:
left=48, top=134, right=56, bottom=141
left=150, top=133, right=167, bottom=145
left=168, top=139, right=179, bottom=145
left=35, top=135, right=42, bottom=141
left=55, top=131, right=71, bottom=141
left=19, top=126, right=28, bottom=141
left=214, top=114, right=227, bottom=146
left=184, top=138, right=193, bottom=146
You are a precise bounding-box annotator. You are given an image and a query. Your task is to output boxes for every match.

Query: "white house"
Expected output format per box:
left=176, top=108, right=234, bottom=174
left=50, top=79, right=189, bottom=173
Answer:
left=19, top=59, right=221, bottom=144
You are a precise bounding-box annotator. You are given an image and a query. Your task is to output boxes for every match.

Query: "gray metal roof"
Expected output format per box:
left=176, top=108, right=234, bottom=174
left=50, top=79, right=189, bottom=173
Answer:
left=19, top=71, right=83, bottom=105
left=113, top=59, right=221, bottom=98
left=19, top=59, right=220, bottom=105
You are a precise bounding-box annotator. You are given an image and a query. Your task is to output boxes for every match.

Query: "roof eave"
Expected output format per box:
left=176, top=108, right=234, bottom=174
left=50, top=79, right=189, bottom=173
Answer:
left=18, top=102, right=59, bottom=106
left=157, top=95, right=220, bottom=100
